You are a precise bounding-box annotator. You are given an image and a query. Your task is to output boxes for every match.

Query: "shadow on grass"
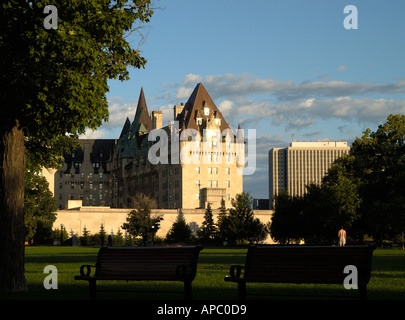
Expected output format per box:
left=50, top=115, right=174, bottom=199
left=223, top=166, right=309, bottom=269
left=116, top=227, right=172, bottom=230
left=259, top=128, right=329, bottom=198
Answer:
left=2, top=246, right=403, bottom=300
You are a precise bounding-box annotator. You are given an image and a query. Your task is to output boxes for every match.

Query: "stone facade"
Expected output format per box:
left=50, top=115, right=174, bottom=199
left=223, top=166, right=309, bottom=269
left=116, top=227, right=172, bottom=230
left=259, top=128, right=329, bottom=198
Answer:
left=107, top=83, right=244, bottom=209
left=55, top=139, right=116, bottom=209
left=53, top=83, right=244, bottom=210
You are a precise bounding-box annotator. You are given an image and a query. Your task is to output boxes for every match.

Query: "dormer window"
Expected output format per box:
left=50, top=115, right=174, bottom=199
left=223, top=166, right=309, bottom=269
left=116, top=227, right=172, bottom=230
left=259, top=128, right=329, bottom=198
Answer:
left=215, top=118, right=221, bottom=126
left=204, top=107, right=209, bottom=116
left=196, top=117, right=202, bottom=125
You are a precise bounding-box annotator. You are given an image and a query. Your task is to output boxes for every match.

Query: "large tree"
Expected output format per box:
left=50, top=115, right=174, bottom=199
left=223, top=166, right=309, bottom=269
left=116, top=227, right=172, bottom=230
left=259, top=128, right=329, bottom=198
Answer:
left=349, top=114, right=405, bottom=241
left=0, top=0, right=153, bottom=292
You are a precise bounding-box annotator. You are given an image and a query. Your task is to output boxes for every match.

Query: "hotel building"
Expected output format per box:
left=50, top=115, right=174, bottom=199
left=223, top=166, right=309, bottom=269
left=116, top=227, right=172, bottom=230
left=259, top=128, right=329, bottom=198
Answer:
left=55, top=83, right=244, bottom=210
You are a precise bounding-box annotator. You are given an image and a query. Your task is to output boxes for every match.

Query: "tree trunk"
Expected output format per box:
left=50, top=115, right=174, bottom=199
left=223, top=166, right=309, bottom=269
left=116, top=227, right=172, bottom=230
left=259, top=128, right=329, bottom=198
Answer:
left=0, top=120, right=27, bottom=292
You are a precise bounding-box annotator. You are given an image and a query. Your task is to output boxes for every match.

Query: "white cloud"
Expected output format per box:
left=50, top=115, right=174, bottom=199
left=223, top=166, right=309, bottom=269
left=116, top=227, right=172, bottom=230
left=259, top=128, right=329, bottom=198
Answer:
left=80, top=128, right=107, bottom=139
left=337, top=65, right=347, bottom=72
left=183, top=73, right=203, bottom=86
left=175, top=87, right=194, bottom=101
left=171, top=73, right=405, bottom=131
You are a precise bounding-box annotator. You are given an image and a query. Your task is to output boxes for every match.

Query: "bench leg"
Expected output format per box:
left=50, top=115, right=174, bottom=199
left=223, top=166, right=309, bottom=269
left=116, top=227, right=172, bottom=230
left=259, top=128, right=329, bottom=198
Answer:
left=89, top=279, right=97, bottom=300
left=184, top=281, right=191, bottom=300
left=359, top=285, right=367, bottom=300
left=238, top=282, right=246, bottom=300
left=184, top=281, right=192, bottom=300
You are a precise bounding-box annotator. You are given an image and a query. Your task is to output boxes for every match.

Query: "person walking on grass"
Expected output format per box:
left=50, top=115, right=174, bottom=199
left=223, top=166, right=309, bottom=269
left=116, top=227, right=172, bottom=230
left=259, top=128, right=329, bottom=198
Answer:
left=338, top=227, right=346, bottom=246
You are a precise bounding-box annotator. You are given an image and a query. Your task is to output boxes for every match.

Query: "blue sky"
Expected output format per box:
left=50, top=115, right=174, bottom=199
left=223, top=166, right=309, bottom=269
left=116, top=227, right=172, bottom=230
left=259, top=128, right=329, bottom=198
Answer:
left=82, top=0, right=405, bottom=199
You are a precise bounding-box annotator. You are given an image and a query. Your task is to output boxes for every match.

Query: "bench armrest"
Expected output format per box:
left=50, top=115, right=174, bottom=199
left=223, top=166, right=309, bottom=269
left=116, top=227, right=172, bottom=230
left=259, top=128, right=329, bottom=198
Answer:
left=229, top=265, right=244, bottom=279
left=79, top=264, right=96, bottom=277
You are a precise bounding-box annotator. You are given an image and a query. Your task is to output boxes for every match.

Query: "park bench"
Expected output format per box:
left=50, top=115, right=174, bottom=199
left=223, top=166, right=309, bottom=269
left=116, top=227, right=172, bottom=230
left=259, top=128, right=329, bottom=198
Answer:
left=74, top=245, right=203, bottom=299
left=225, top=244, right=375, bottom=300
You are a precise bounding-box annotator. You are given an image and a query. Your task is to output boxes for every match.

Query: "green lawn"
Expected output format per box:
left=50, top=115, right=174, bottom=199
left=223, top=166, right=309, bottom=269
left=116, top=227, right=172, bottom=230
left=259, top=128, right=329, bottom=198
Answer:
left=2, top=246, right=405, bottom=300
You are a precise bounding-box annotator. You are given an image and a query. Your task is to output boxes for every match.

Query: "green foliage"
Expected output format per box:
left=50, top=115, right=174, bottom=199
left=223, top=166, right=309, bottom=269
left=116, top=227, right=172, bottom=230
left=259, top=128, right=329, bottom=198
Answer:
left=270, top=190, right=303, bottom=244
left=197, top=202, right=218, bottom=242
left=24, top=169, right=57, bottom=244
left=0, top=0, right=154, bottom=168
left=218, top=192, right=268, bottom=245
left=165, top=212, right=193, bottom=244
left=113, top=229, right=125, bottom=246
left=80, top=226, right=91, bottom=246
left=122, top=193, right=162, bottom=246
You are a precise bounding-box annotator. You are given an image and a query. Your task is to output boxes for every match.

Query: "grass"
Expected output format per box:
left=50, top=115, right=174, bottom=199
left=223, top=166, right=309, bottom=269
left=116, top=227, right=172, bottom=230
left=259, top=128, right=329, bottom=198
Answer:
left=1, top=246, right=405, bottom=300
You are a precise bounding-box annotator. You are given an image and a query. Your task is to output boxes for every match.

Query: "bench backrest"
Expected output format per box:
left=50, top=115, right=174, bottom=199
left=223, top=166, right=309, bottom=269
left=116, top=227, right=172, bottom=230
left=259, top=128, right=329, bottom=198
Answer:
left=243, top=245, right=375, bottom=285
left=95, top=246, right=202, bottom=281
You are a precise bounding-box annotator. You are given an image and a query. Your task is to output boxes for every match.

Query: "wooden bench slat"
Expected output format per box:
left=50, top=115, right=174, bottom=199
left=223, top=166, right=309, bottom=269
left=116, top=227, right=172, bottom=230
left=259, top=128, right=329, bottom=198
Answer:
left=75, top=245, right=202, bottom=299
left=225, top=244, right=375, bottom=300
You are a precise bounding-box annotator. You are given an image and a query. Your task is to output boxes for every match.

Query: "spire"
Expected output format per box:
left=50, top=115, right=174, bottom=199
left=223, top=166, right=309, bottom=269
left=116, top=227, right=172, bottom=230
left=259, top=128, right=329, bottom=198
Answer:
left=236, top=124, right=245, bottom=142
left=133, top=87, right=152, bottom=132
left=119, top=117, right=131, bottom=139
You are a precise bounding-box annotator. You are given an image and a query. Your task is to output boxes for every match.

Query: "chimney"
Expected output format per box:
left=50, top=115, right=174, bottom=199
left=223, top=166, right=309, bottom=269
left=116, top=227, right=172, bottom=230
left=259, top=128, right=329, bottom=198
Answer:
left=173, top=103, right=184, bottom=121
left=151, top=111, right=162, bottom=129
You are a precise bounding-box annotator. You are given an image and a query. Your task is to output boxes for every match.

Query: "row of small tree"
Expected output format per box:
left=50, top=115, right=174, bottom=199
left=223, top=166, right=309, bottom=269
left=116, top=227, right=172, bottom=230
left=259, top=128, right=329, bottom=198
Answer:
left=120, top=192, right=269, bottom=246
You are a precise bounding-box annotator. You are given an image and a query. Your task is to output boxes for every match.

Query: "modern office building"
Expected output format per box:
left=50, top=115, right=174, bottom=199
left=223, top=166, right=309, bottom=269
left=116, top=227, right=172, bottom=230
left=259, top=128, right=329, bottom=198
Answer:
left=269, top=141, right=350, bottom=208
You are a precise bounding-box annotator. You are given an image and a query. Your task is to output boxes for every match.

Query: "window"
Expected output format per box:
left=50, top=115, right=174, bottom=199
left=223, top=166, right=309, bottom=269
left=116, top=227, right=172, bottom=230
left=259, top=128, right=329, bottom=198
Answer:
left=204, top=107, right=209, bottom=115
left=196, top=180, right=200, bottom=187
left=226, top=194, right=230, bottom=200
left=196, top=167, right=200, bottom=174
left=99, top=172, right=103, bottom=179
left=225, top=168, right=230, bottom=175
left=89, top=183, right=93, bottom=190
left=89, top=194, right=93, bottom=200
left=208, top=167, right=212, bottom=174
left=213, top=180, right=218, bottom=187
left=213, top=167, right=218, bottom=174
left=208, top=180, right=212, bottom=187
left=99, top=194, right=103, bottom=200
left=196, top=118, right=202, bottom=125
left=226, top=180, right=231, bottom=188
left=99, top=183, right=103, bottom=189
left=196, top=193, right=199, bottom=200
